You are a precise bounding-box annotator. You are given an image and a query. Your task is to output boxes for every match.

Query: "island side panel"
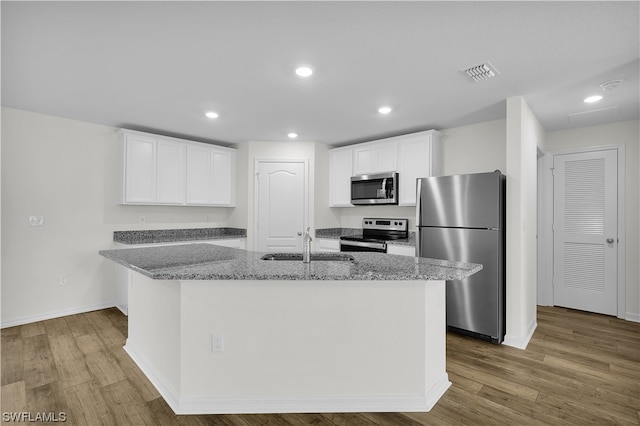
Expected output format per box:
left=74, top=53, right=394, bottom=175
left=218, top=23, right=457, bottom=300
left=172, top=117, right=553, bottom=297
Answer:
left=124, top=271, right=182, bottom=407
left=176, top=279, right=446, bottom=414
left=423, top=279, right=451, bottom=410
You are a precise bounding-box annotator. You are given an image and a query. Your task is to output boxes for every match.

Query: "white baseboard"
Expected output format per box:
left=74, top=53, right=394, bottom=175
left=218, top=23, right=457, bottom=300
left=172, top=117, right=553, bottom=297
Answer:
left=625, top=312, right=640, bottom=323
left=503, top=317, right=538, bottom=350
left=1, top=301, right=117, bottom=328
left=124, top=342, right=450, bottom=415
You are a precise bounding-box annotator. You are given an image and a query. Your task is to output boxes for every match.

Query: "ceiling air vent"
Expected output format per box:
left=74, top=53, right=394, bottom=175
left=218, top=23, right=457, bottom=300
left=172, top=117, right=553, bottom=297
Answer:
left=462, top=61, right=500, bottom=82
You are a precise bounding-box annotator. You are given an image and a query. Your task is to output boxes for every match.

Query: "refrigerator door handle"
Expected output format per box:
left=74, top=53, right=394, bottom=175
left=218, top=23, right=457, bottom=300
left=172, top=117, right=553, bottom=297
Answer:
left=415, top=179, right=422, bottom=257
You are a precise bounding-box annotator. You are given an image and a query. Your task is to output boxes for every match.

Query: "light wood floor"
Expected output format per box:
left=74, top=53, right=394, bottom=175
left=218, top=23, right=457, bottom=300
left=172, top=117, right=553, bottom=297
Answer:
left=2, top=306, right=638, bottom=425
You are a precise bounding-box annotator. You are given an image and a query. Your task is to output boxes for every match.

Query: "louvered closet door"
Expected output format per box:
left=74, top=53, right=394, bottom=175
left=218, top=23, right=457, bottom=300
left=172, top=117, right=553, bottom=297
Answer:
left=553, top=150, right=618, bottom=315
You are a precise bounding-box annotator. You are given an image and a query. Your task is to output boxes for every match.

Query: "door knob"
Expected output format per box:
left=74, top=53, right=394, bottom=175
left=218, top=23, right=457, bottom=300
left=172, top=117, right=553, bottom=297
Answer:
left=606, top=238, right=615, bottom=244
left=297, top=232, right=303, bottom=236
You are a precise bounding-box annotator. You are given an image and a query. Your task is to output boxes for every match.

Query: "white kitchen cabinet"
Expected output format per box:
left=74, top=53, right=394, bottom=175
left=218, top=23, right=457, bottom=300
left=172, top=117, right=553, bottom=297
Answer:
left=206, top=238, right=246, bottom=249
left=186, top=144, right=214, bottom=205
left=328, top=129, right=440, bottom=207
left=397, top=130, right=442, bottom=206
left=315, top=238, right=340, bottom=252
left=352, top=141, right=397, bottom=175
left=156, top=139, right=186, bottom=204
left=114, top=238, right=246, bottom=315
left=186, top=144, right=236, bottom=206
left=123, top=133, right=157, bottom=203
left=387, top=244, right=416, bottom=257
left=118, top=129, right=236, bottom=206
left=329, top=147, right=354, bottom=207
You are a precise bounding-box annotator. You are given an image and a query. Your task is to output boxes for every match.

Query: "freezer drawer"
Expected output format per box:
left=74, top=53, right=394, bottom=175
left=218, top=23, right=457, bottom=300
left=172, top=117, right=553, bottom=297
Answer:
left=418, top=227, right=504, bottom=342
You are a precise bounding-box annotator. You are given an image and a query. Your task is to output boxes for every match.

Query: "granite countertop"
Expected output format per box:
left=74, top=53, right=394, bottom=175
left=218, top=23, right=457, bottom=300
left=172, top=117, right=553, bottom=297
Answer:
left=99, top=243, right=481, bottom=281
left=315, top=228, right=415, bottom=246
left=113, top=227, right=246, bottom=245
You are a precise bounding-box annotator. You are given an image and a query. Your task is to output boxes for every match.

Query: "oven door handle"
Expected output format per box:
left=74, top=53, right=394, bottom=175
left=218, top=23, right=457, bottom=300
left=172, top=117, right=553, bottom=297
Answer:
left=340, top=240, right=387, bottom=251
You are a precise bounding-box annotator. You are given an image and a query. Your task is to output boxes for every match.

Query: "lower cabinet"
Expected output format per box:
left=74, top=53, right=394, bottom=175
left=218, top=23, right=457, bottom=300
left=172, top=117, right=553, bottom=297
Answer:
left=114, top=238, right=246, bottom=315
left=387, top=244, right=416, bottom=257
left=316, top=238, right=340, bottom=252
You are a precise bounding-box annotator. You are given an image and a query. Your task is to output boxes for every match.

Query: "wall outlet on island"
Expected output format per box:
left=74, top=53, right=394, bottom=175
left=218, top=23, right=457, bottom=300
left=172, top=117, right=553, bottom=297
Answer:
left=59, top=274, right=68, bottom=286
left=211, top=334, right=224, bottom=352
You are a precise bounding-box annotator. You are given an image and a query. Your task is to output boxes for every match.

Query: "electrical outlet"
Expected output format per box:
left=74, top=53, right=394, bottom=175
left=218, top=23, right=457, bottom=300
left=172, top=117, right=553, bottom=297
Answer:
left=211, top=334, right=224, bottom=352
left=29, top=216, right=44, bottom=227
left=59, top=274, right=68, bottom=286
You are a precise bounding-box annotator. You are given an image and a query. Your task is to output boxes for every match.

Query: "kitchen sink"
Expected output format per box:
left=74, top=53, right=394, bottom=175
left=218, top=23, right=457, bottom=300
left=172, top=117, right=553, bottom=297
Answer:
left=260, top=253, right=355, bottom=262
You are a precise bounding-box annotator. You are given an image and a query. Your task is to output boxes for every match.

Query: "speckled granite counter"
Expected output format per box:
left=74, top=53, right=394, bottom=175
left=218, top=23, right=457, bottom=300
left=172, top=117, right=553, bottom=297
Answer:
left=99, top=243, right=480, bottom=281
left=315, top=227, right=415, bottom=246
left=113, top=227, right=246, bottom=245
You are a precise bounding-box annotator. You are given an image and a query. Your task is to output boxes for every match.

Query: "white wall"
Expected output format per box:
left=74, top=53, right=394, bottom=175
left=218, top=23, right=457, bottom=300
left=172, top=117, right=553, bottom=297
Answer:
left=1, top=107, right=234, bottom=327
left=504, top=96, right=543, bottom=349
left=441, top=118, right=507, bottom=176
left=544, top=120, right=640, bottom=320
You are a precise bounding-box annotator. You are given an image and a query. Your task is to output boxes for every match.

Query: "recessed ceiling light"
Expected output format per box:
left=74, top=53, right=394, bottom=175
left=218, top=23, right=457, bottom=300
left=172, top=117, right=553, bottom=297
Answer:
left=205, top=111, right=219, bottom=119
left=295, top=66, right=313, bottom=77
left=378, top=106, right=392, bottom=114
left=584, top=95, right=603, bottom=103
left=288, top=132, right=298, bottom=139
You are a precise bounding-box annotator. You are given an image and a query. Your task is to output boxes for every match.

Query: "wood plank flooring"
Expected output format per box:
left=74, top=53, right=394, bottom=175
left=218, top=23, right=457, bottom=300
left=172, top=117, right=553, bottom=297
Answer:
left=2, top=306, right=638, bottom=425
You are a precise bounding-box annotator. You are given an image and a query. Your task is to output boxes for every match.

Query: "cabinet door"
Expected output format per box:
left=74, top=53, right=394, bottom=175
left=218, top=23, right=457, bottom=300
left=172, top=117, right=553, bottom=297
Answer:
left=375, top=141, right=398, bottom=173
left=352, top=146, right=375, bottom=175
left=329, top=148, right=354, bottom=207
left=316, top=238, right=340, bottom=252
left=210, top=148, right=235, bottom=206
left=353, top=142, right=397, bottom=175
left=186, top=145, right=213, bottom=205
left=124, top=134, right=156, bottom=203
left=397, top=135, right=432, bottom=206
left=156, top=140, right=186, bottom=204
left=387, top=244, right=416, bottom=257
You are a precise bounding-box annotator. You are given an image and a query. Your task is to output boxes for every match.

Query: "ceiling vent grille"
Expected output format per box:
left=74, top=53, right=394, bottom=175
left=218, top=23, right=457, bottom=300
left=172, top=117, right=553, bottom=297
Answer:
left=462, top=61, right=500, bottom=82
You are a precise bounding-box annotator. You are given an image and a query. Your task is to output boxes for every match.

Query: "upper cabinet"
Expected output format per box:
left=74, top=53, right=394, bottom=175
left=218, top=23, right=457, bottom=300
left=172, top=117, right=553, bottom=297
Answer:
left=118, top=129, right=236, bottom=207
left=329, top=147, right=353, bottom=207
left=396, top=131, right=442, bottom=205
left=352, top=141, right=398, bottom=175
left=328, top=130, right=441, bottom=207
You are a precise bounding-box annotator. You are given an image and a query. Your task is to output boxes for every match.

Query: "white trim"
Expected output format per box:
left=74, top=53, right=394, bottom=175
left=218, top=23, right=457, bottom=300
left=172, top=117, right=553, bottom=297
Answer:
left=174, top=380, right=449, bottom=414
left=540, top=144, right=626, bottom=318
left=537, top=149, right=554, bottom=306
left=124, top=342, right=181, bottom=412
left=625, top=312, right=640, bottom=323
left=0, top=301, right=116, bottom=328
left=126, top=341, right=450, bottom=415
left=503, top=317, right=538, bottom=350
left=253, top=158, right=310, bottom=252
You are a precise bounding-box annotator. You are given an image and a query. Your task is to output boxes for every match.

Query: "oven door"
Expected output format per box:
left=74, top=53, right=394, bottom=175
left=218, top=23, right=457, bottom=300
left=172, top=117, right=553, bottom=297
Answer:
left=339, top=239, right=387, bottom=253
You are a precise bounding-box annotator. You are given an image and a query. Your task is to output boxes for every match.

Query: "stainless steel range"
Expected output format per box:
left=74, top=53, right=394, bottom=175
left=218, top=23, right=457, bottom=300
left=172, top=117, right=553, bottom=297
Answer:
left=339, top=218, right=408, bottom=253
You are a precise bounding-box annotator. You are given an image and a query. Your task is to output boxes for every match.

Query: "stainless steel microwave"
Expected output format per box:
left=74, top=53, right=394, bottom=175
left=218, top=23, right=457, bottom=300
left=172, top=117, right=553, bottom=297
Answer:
left=350, top=172, right=398, bottom=205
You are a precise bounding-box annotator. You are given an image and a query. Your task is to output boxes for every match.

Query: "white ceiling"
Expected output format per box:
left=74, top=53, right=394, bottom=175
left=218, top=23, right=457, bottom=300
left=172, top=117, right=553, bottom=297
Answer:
left=2, top=1, right=638, bottom=146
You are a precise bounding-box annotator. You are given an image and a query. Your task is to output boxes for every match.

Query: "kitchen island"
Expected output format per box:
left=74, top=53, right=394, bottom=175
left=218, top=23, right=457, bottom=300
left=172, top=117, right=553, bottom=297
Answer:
left=99, top=243, right=481, bottom=415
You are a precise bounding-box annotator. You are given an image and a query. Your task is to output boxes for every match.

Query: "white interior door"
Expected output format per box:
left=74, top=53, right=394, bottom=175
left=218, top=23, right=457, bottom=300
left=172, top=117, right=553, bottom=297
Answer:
left=553, top=149, right=618, bottom=315
left=256, top=161, right=307, bottom=252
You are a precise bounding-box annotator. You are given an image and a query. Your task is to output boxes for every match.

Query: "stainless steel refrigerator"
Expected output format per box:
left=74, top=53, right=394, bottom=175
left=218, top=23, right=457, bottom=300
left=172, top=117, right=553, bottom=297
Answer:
left=416, top=171, right=505, bottom=343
